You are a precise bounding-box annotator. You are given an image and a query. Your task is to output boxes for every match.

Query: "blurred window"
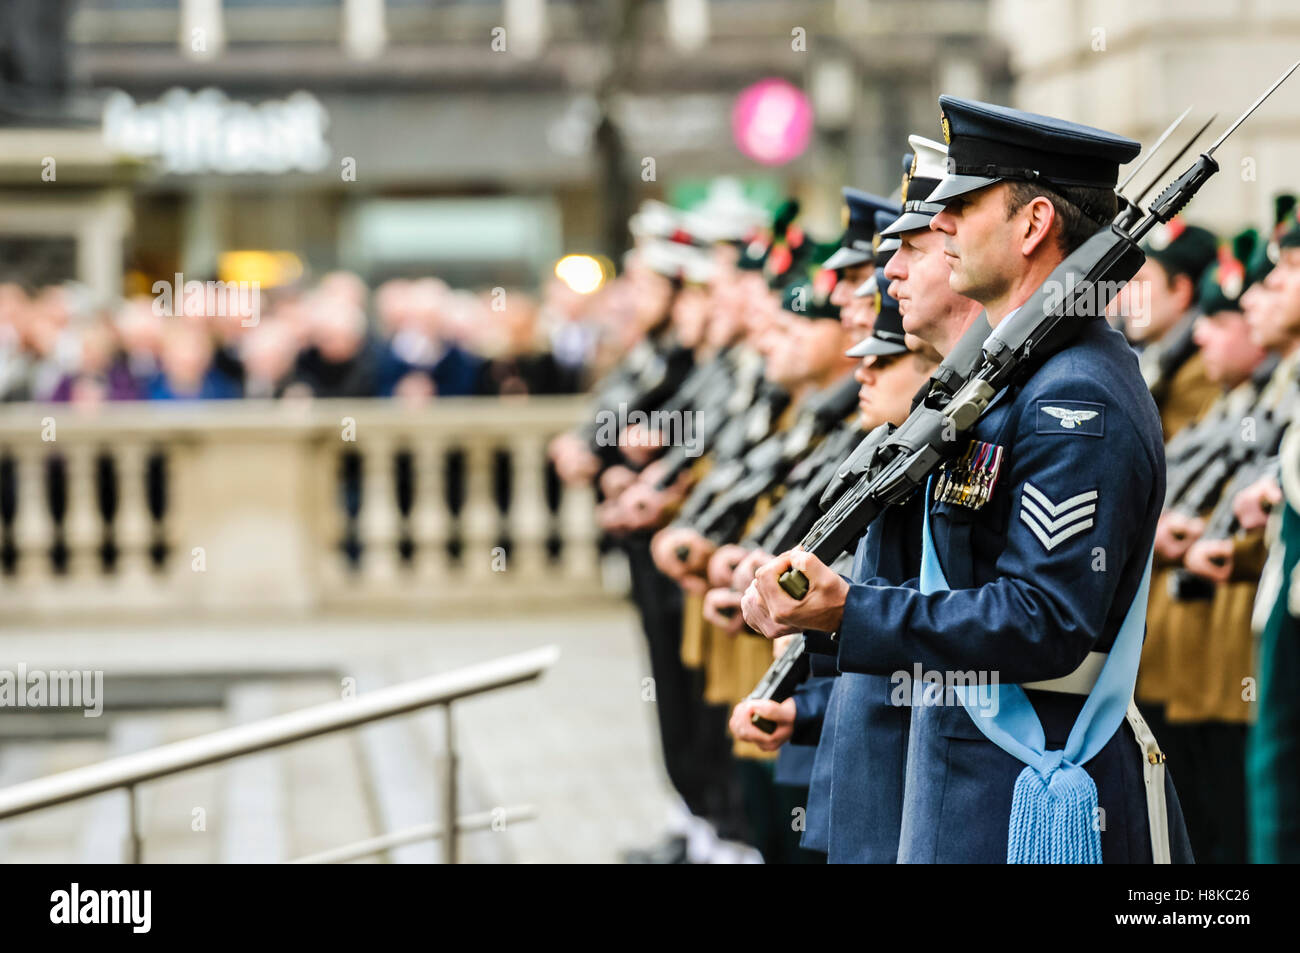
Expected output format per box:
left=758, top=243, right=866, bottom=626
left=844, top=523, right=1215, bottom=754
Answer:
left=0, top=238, right=78, bottom=288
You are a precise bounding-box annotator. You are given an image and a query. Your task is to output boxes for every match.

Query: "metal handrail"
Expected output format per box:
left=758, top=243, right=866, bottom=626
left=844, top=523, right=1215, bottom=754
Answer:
left=0, top=646, right=560, bottom=823
left=288, top=806, right=539, bottom=864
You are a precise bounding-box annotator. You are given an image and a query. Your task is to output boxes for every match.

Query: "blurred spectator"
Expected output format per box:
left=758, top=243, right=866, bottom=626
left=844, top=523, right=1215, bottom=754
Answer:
left=50, top=317, right=140, bottom=404
left=242, top=320, right=300, bottom=399
left=291, top=294, right=382, bottom=398
left=543, top=277, right=599, bottom=392
left=0, top=270, right=612, bottom=405
left=476, top=291, right=569, bottom=396
left=145, top=322, right=240, bottom=400
left=116, top=296, right=164, bottom=386
left=376, top=278, right=482, bottom=397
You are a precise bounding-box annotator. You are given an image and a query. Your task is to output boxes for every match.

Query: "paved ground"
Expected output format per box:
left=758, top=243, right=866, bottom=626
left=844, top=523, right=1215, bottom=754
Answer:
left=0, top=607, right=675, bottom=864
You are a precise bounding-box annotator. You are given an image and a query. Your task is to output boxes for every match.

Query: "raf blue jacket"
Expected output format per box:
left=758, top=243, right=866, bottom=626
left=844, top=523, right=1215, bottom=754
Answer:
left=801, top=494, right=924, bottom=861
left=834, top=316, right=1193, bottom=863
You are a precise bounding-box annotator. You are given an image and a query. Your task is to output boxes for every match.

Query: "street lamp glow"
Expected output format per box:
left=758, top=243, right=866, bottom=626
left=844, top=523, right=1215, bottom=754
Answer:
left=555, top=254, right=605, bottom=294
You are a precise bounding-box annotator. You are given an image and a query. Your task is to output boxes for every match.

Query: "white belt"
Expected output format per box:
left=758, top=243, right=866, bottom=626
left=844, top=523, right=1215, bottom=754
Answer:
left=1123, top=700, right=1172, bottom=864
left=1022, top=650, right=1108, bottom=694
left=1019, top=651, right=1173, bottom=864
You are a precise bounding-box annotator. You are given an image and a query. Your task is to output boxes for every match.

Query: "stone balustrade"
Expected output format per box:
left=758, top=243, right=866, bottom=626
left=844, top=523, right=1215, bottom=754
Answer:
left=0, top=397, right=609, bottom=620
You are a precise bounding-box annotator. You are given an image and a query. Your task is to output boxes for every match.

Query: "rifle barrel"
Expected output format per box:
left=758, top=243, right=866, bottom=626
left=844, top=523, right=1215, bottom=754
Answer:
left=1117, top=105, right=1191, bottom=196
left=1133, top=114, right=1216, bottom=205
left=1206, top=59, right=1300, bottom=156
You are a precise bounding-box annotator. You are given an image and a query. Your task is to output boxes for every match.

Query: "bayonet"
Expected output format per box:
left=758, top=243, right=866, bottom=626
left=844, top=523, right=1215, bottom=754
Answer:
left=1116, top=105, right=1191, bottom=198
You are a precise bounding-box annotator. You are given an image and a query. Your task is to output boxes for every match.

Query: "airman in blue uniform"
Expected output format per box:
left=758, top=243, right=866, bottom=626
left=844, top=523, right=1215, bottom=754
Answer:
left=744, top=97, right=1195, bottom=863
left=803, top=135, right=990, bottom=862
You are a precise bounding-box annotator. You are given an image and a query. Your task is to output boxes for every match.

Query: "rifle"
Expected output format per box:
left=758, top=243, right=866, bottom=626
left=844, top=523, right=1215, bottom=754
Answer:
left=651, top=351, right=747, bottom=488
left=747, top=423, right=863, bottom=554
left=1169, top=455, right=1278, bottom=600
left=1164, top=354, right=1277, bottom=481
left=747, top=635, right=810, bottom=733
left=691, top=375, right=861, bottom=542
left=671, top=382, right=791, bottom=526
left=1171, top=381, right=1296, bottom=518
left=579, top=334, right=694, bottom=456
left=776, top=63, right=1300, bottom=600
left=744, top=313, right=998, bottom=562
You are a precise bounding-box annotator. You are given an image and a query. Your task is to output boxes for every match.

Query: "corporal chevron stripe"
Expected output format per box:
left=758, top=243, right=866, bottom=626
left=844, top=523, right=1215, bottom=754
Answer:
left=1019, top=482, right=1097, bottom=551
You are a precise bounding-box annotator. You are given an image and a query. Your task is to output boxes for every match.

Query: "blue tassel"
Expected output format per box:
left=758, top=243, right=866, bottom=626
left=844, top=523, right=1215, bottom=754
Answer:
left=1006, top=762, right=1103, bottom=864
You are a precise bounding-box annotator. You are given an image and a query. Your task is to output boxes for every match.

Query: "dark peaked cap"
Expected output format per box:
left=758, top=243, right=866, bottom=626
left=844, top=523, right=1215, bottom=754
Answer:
left=927, top=96, right=1141, bottom=208
left=873, top=209, right=901, bottom=261
left=846, top=266, right=907, bottom=358
left=823, top=189, right=900, bottom=271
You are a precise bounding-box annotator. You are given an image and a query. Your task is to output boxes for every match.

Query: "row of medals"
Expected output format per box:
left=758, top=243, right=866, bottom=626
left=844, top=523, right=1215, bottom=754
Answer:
left=934, top=440, right=1004, bottom=510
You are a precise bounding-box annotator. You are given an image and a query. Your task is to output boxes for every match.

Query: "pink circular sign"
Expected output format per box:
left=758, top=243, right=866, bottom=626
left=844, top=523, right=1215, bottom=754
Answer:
left=732, top=79, right=813, bottom=166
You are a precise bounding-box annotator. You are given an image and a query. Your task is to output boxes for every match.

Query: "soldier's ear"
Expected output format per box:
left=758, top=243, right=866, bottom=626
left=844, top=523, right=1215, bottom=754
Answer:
left=1170, top=272, right=1196, bottom=310
left=1020, top=195, right=1058, bottom=258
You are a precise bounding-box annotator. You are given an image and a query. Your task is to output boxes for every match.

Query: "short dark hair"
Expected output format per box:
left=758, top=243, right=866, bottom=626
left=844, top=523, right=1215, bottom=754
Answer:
left=1003, top=180, right=1116, bottom=255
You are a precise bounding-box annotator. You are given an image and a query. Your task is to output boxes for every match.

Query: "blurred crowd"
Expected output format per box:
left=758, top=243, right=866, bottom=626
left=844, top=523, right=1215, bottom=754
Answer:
left=0, top=271, right=647, bottom=406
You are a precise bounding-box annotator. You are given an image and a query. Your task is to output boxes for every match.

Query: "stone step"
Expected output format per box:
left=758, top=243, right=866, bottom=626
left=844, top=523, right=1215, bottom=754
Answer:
left=353, top=664, right=441, bottom=864
left=0, top=737, right=108, bottom=863
left=219, top=684, right=288, bottom=863
left=75, top=716, right=162, bottom=863
left=274, top=679, right=379, bottom=864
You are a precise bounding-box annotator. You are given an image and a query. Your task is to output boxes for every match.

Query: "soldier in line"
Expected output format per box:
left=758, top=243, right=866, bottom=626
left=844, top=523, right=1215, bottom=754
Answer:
left=727, top=134, right=987, bottom=862
left=577, top=198, right=842, bottom=862
left=802, top=135, right=987, bottom=861
left=651, top=267, right=862, bottom=862
left=1230, top=214, right=1300, bottom=862
left=591, top=188, right=901, bottom=860
left=560, top=111, right=1300, bottom=864
left=1118, top=218, right=1221, bottom=436
left=1249, top=428, right=1300, bottom=863
left=743, top=97, right=1195, bottom=862
left=1137, top=231, right=1275, bottom=863
left=550, top=214, right=750, bottom=863
left=682, top=192, right=900, bottom=859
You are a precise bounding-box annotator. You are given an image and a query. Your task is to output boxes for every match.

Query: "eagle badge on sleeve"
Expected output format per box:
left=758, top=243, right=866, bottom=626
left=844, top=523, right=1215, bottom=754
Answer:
left=1036, top=400, right=1104, bottom=437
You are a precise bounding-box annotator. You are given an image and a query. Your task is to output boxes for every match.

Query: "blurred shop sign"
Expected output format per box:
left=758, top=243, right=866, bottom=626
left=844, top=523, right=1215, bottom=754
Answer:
left=731, top=78, right=812, bottom=166
left=102, top=88, right=331, bottom=175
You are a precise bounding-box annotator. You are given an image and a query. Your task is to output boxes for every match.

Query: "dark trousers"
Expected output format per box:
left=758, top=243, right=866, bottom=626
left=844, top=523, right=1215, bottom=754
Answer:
left=735, top=759, right=826, bottom=864
left=622, top=533, right=745, bottom=839
left=1142, top=704, right=1246, bottom=864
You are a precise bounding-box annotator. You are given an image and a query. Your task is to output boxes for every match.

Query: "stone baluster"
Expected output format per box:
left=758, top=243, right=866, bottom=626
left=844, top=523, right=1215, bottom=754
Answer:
left=412, top=439, right=451, bottom=585
left=12, top=445, right=53, bottom=586
left=157, top=446, right=189, bottom=587
left=557, top=476, right=600, bottom=583
left=506, top=435, right=548, bottom=580
left=315, top=441, right=350, bottom=590
left=458, top=440, right=498, bottom=580
left=358, top=435, right=400, bottom=585
left=112, top=441, right=153, bottom=584
left=61, top=443, right=103, bottom=581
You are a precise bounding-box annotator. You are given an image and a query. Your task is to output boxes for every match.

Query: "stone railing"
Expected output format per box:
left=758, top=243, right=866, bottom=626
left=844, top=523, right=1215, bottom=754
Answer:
left=0, top=397, right=610, bottom=620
